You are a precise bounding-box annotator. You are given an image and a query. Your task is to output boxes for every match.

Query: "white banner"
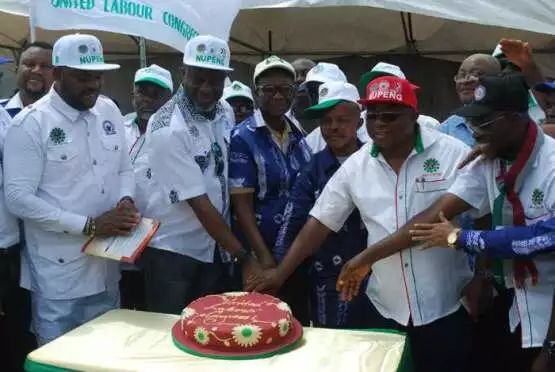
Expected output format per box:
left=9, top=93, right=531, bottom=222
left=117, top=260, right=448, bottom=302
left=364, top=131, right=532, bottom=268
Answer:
left=31, top=0, right=242, bottom=52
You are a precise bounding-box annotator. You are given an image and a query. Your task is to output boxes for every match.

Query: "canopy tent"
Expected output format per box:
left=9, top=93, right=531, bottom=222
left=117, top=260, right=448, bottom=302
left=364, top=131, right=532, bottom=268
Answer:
left=0, top=1, right=553, bottom=73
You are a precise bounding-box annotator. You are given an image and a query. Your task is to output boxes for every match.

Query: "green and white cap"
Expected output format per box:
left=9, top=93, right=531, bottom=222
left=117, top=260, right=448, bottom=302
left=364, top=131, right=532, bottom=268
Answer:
left=300, top=62, right=346, bottom=89
left=222, top=81, right=254, bottom=102
left=359, top=62, right=405, bottom=90
left=253, top=55, right=295, bottom=84
left=53, top=33, right=119, bottom=71
left=134, top=64, right=173, bottom=92
left=304, top=81, right=360, bottom=118
left=183, top=35, right=233, bottom=72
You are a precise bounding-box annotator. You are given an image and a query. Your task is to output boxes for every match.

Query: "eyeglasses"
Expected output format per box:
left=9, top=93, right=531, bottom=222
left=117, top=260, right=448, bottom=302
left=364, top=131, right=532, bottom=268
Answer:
left=257, top=84, right=295, bottom=97
left=453, top=71, right=485, bottom=82
left=366, top=112, right=404, bottom=123
left=468, top=114, right=505, bottom=130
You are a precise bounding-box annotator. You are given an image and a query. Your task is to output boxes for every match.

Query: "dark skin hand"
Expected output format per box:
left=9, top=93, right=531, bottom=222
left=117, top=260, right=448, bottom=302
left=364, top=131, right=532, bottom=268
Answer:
left=248, top=217, right=331, bottom=292
left=187, top=194, right=264, bottom=288
left=94, top=200, right=141, bottom=237
left=231, top=193, right=276, bottom=269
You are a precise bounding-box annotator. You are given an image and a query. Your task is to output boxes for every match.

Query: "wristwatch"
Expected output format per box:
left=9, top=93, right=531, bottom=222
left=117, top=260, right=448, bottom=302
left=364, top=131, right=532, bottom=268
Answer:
left=447, top=228, right=462, bottom=249
left=544, top=339, right=555, bottom=358
left=232, top=248, right=252, bottom=264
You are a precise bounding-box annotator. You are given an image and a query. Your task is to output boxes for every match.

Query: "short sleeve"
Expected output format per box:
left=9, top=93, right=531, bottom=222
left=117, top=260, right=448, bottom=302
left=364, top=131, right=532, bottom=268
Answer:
left=448, top=159, right=490, bottom=217
left=148, top=127, right=206, bottom=203
left=309, top=165, right=355, bottom=232
left=228, top=133, right=257, bottom=190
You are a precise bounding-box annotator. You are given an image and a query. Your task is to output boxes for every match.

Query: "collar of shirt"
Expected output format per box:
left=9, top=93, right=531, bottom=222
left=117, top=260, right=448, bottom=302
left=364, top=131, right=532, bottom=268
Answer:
left=369, top=124, right=432, bottom=157
left=4, top=92, right=23, bottom=110
left=49, top=87, right=98, bottom=122
left=320, top=139, right=364, bottom=176
left=123, top=112, right=138, bottom=127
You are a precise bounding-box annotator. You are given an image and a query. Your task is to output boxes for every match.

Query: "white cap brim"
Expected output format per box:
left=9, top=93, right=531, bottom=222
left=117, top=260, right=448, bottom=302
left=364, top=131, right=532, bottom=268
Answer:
left=184, top=60, right=233, bottom=72
left=65, top=63, right=120, bottom=71
left=224, top=92, right=254, bottom=102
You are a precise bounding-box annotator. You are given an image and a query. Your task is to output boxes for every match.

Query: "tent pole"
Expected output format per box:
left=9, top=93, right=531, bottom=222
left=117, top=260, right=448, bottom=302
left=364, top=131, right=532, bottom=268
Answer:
left=139, top=37, right=147, bottom=68
left=268, top=31, right=273, bottom=54
left=29, top=2, right=37, bottom=42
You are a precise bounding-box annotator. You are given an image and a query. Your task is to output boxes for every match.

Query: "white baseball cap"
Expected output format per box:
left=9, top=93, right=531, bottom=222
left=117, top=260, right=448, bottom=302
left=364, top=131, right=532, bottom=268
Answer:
left=304, top=81, right=360, bottom=118
left=53, top=34, right=119, bottom=71
left=492, top=44, right=504, bottom=58
left=253, top=55, right=295, bottom=84
left=134, top=64, right=173, bottom=92
left=359, top=62, right=406, bottom=89
left=301, top=63, right=347, bottom=88
left=183, top=35, right=233, bottom=72
left=223, top=81, right=254, bottom=103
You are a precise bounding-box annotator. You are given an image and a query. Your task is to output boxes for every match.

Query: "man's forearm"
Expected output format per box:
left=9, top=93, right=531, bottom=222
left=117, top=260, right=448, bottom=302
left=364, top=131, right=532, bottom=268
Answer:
left=276, top=217, right=330, bottom=282
left=231, top=193, right=272, bottom=261
left=188, top=195, right=242, bottom=255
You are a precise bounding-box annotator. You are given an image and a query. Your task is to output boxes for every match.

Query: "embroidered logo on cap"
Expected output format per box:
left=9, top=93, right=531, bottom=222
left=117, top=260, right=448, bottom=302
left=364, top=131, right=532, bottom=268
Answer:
left=196, top=44, right=206, bottom=53
left=320, top=87, right=328, bottom=97
left=232, top=83, right=242, bottom=91
left=474, top=85, right=486, bottom=101
left=78, top=45, right=88, bottom=54
left=313, top=64, right=324, bottom=73
left=368, top=79, right=403, bottom=101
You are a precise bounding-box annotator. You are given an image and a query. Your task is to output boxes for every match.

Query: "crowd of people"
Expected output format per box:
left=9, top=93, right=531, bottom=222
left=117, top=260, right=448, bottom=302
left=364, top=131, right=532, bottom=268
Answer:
left=0, top=31, right=554, bottom=372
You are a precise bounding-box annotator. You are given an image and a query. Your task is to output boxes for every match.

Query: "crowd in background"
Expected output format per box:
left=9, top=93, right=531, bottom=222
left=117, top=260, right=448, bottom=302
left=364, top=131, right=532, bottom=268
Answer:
left=0, top=31, right=554, bottom=372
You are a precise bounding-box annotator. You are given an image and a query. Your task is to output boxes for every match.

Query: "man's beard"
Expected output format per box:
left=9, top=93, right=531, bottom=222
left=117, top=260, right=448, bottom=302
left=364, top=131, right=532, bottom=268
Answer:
left=24, top=87, right=47, bottom=101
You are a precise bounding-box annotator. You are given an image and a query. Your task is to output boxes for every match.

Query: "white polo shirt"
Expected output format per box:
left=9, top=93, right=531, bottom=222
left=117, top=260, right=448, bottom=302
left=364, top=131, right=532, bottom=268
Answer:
left=0, top=106, right=19, bottom=249
left=448, top=134, right=555, bottom=348
left=3, top=88, right=134, bottom=300
left=304, top=114, right=441, bottom=153
left=310, top=125, right=473, bottom=326
left=145, top=91, right=234, bottom=262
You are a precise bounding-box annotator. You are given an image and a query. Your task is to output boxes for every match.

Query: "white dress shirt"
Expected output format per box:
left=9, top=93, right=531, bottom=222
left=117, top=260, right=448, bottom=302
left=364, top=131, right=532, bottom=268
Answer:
left=123, top=113, right=149, bottom=213
left=3, top=88, right=134, bottom=300
left=310, top=125, right=473, bottom=326
left=145, top=94, right=234, bottom=262
left=0, top=106, right=19, bottom=249
left=448, top=134, right=555, bottom=348
left=305, top=114, right=441, bottom=154
left=123, top=112, right=141, bottom=151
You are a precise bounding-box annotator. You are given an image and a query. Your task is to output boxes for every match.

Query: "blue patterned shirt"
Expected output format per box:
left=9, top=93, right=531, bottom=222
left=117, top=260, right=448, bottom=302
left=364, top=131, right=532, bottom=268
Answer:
left=229, top=110, right=311, bottom=249
left=459, top=218, right=555, bottom=258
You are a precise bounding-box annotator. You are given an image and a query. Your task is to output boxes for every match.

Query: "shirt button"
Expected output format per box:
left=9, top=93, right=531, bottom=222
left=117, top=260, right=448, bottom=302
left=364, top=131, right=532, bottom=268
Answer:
left=60, top=154, right=67, bottom=160
left=101, top=188, right=105, bottom=194
left=115, top=145, right=119, bottom=150
left=63, top=230, right=69, bottom=234
left=58, top=258, right=65, bottom=264
left=399, top=195, right=404, bottom=200
left=92, top=159, right=97, bottom=166
left=87, top=132, right=90, bottom=137
left=404, top=263, right=409, bottom=268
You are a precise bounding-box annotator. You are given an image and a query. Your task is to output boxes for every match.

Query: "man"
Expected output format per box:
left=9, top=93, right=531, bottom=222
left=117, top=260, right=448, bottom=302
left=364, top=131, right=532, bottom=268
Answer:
left=337, top=74, right=555, bottom=372
left=120, top=64, right=173, bottom=311
left=222, top=80, right=254, bottom=124
left=230, top=55, right=311, bottom=323
left=274, top=81, right=369, bottom=328
left=297, top=62, right=347, bottom=133
left=124, top=64, right=173, bottom=151
left=143, top=35, right=262, bottom=314
left=3, top=33, right=139, bottom=346
left=291, top=58, right=316, bottom=124
left=1, top=42, right=54, bottom=117
left=439, top=54, right=501, bottom=147
left=252, top=76, right=473, bottom=372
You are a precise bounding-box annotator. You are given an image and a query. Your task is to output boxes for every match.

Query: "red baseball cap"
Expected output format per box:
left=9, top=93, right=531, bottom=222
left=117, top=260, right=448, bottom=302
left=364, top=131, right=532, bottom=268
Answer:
left=358, top=76, right=419, bottom=110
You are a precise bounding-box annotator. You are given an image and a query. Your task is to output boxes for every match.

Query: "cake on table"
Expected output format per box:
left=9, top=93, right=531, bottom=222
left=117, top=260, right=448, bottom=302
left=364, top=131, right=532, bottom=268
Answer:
left=171, top=292, right=303, bottom=359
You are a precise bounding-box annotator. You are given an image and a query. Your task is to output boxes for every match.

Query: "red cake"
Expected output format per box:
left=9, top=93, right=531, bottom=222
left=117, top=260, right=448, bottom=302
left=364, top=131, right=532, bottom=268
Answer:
left=171, top=292, right=303, bottom=359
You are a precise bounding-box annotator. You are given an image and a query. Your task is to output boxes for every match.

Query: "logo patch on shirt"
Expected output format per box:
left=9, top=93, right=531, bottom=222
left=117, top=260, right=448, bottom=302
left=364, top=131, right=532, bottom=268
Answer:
left=169, top=190, right=179, bottom=204
left=531, top=188, right=544, bottom=208
left=102, top=120, right=116, bottom=135
left=49, top=127, right=66, bottom=145
left=423, top=158, right=440, bottom=174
